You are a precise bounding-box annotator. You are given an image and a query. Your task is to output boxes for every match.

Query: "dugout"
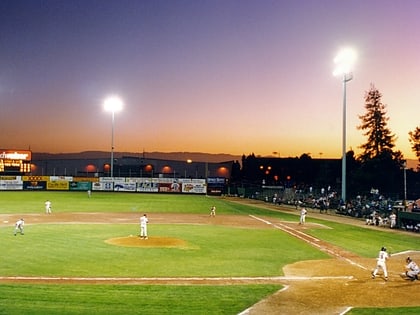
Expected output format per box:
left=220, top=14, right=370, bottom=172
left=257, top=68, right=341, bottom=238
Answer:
left=397, top=210, right=420, bottom=231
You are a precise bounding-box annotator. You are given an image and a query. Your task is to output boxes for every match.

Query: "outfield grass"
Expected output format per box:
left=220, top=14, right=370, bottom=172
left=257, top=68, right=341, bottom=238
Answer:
left=1, top=191, right=420, bottom=314
left=0, top=191, right=245, bottom=214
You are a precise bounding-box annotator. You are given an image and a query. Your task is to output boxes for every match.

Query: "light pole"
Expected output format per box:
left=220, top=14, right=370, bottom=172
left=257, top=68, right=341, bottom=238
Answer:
left=334, top=48, right=356, bottom=204
left=104, top=96, right=123, bottom=178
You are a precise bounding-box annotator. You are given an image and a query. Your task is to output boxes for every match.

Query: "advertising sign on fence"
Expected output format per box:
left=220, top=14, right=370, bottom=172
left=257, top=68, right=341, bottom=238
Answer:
left=0, top=176, right=23, bottom=190
left=23, top=180, right=47, bottom=190
left=47, top=180, right=70, bottom=190
left=136, top=178, right=159, bottom=192
left=69, top=182, right=92, bottom=191
left=92, top=181, right=114, bottom=191
left=113, top=181, right=137, bottom=192
left=10, top=176, right=217, bottom=195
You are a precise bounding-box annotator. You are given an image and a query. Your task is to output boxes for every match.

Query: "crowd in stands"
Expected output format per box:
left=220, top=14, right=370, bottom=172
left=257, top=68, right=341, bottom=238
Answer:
left=259, top=185, right=420, bottom=232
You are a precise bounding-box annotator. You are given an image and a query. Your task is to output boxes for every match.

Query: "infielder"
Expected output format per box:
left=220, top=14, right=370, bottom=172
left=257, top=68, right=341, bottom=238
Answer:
left=210, top=205, right=216, bottom=217
left=140, top=214, right=148, bottom=239
left=45, top=200, right=52, bottom=214
left=14, top=218, right=24, bottom=236
left=372, top=247, right=389, bottom=281
left=403, top=256, right=419, bottom=281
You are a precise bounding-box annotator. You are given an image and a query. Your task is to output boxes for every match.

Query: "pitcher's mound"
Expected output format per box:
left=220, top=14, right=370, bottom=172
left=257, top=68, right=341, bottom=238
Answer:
left=105, top=235, right=191, bottom=248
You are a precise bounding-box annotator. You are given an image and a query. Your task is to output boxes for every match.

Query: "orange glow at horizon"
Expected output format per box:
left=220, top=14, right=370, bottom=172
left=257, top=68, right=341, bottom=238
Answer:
left=0, top=2, right=418, bottom=163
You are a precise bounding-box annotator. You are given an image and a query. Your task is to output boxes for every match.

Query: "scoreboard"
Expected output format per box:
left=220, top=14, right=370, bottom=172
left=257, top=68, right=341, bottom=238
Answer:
left=0, top=150, right=32, bottom=174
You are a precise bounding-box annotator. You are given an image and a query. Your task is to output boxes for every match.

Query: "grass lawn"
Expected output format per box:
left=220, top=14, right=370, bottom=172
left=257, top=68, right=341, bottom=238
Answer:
left=0, top=223, right=327, bottom=277
left=1, top=191, right=420, bottom=314
left=305, top=220, right=420, bottom=258
left=0, top=284, right=281, bottom=315
left=348, top=307, right=420, bottom=315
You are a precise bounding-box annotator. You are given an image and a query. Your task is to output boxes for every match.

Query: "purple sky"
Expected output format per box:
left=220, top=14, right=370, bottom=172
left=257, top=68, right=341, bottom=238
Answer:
left=0, top=0, right=419, bottom=159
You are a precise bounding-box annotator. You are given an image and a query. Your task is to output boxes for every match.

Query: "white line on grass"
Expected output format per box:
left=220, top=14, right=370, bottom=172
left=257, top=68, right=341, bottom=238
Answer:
left=249, top=215, right=321, bottom=242
left=249, top=215, right=368, bottom=270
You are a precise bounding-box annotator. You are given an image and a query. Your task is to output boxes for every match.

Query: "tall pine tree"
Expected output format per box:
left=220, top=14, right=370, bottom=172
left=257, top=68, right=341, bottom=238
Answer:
left=355, top=84, right=404, bottom=197
left=357, top=84, right=397, bottom=161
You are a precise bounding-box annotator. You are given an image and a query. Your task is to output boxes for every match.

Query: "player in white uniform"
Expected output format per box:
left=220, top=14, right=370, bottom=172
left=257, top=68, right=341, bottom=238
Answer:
left=403, top=256, right=419, bottom=281
left=210, top=205, right=216, bottom=217
left=140, top=214, right=149, bottom=239
left=45, top=200, right=52, bottom=214
left=372, top=247, right=389, bottom=281
left=389, top=212, right=397, bottom=228
left=299, top=207, right=307, bottom=225
left=14, top=218, right=24, bottom=236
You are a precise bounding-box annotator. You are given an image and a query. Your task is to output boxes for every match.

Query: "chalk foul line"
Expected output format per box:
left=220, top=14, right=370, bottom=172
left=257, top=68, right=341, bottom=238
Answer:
left=249, top=215, right=368, bottom=271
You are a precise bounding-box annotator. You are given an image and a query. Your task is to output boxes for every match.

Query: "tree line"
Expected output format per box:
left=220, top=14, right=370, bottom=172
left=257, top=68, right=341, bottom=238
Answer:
left=233, top=84, right=420, bottom=201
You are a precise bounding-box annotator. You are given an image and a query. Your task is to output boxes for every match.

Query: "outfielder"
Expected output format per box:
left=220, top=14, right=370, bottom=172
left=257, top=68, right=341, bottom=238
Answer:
left=402, top=256, right=419, bottom=281
left=372, top=246, right=390, bottom=281
left=140, top=214, right=148, bottom=239
left=14, top=218, right=24, bottom=236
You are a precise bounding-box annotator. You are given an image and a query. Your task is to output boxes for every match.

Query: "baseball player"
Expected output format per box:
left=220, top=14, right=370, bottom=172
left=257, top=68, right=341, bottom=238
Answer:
left=14, top=218, right=24, bottom=236
left=372, top=247, right=390, bottom=281
left=140, top=214, right=149, bottom=239
left=403, top=256, right=419, bottom=281
left=299, top=207, right=307, bottom=225
left=210, top=205, right=216, bottom=217
left=45, top=200, right=52, bottom=214
left=389, top=212, right=397, bottom=228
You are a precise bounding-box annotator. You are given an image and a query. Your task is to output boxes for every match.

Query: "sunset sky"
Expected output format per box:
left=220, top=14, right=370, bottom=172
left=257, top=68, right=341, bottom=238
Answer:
left=0, top=0, right=419, bottom=159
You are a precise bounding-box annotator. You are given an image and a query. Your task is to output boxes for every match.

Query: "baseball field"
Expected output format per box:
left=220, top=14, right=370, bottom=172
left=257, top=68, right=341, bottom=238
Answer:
left=1, top=191, right=420, bottom=314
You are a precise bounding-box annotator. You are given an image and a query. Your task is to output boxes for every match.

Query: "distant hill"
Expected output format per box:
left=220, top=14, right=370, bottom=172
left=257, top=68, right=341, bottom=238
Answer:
left=32, top=151, right=243, bottom=163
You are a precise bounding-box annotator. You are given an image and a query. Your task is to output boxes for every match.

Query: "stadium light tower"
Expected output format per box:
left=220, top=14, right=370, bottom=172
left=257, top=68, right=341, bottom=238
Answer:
left=333, top=47, right=357, bottom=204
left=104, top=95, right=123, bottom=177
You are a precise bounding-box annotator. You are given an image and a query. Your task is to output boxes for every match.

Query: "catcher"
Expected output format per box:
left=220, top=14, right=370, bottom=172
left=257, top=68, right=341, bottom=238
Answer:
left=401, top=256, right=419, bottom=281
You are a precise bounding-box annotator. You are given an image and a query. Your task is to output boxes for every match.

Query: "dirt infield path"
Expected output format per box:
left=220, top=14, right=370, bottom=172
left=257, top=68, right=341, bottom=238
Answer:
left=2, top=200, right=420, bottom=314
left=229, top=199, right=420, bottom=314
